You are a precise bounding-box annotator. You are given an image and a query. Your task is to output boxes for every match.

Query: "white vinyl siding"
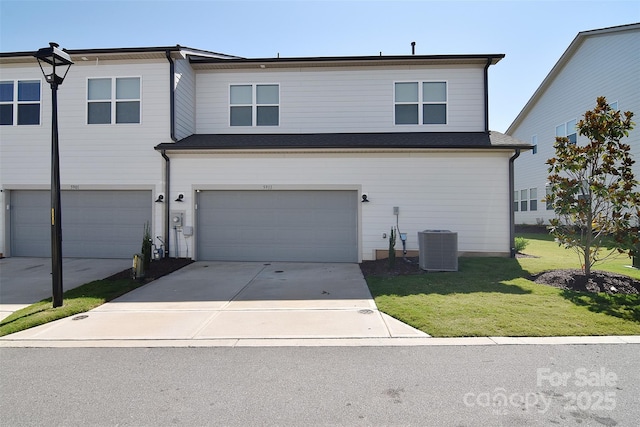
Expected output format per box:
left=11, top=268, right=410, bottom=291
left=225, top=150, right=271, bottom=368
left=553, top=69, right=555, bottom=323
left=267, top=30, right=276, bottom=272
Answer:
left=169, top=151, right=512, bottom=260
left=0, top=60, right=170, bottom=256
left=196, top=65, right=484, bottom=133
left=174, top=58, right=196, bottom=139
left=511, top=26, right=640, bottom=225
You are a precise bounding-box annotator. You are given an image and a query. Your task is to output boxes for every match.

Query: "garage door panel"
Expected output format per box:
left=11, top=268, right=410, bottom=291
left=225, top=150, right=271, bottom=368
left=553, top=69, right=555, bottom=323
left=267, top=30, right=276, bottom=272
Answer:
left=197, top=190, right=357, bottom=262
left=10, top=190, right=151, bottom=258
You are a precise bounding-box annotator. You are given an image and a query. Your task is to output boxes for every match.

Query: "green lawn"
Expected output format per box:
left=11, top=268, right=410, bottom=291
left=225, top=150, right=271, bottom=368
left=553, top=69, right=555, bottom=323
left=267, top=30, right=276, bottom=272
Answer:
left=0, top=278, right=145, bottom=337
left=367, top=234, right=640, bottom=337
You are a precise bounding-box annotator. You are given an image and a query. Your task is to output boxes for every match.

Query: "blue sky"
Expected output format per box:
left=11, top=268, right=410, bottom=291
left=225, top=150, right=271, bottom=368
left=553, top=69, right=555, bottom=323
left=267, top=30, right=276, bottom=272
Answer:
left=1, top=0, right=638, bottom=131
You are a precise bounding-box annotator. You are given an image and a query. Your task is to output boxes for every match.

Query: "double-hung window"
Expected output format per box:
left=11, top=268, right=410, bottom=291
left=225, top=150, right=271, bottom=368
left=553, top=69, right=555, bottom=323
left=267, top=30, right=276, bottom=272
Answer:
left=230, top=84, right=279, bottom=126
left=0, top=80, right=41, bottom=126
left=529, top=188, right=538, bottom=211
left=395, top=81, right=447, bottom=125
left=88, top=77, right=141, bottom=124
left=520, top=189, right=528, bottom=212
left=555, top=119, right=577, bottom=144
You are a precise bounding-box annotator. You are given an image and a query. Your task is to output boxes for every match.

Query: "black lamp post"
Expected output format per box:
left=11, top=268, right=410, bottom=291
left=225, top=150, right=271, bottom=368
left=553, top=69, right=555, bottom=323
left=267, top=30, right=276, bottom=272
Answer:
left=34, top=42, right=73, bottom=308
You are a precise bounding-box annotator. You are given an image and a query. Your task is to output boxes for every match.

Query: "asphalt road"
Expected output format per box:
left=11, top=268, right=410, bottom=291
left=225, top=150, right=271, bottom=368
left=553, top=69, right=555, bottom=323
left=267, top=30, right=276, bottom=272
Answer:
left=1, top=345, right=638, bottom=426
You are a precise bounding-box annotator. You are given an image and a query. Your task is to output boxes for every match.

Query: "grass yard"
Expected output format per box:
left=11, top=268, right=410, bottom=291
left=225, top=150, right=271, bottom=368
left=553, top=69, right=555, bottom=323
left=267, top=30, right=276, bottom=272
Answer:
left=0, top=278, right=145, bottom=337
left=366, top=234, right=640, bottom=337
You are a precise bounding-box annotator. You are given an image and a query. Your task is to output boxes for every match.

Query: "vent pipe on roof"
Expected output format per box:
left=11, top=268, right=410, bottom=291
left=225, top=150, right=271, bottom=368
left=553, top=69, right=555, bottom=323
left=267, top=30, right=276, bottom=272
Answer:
left=411, top=42, right=416, bottom=55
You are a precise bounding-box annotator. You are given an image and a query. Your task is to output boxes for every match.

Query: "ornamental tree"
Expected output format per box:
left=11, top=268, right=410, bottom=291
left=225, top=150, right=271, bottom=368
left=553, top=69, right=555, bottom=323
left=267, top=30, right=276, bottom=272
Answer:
left=546, top=96, right=639, bottom=277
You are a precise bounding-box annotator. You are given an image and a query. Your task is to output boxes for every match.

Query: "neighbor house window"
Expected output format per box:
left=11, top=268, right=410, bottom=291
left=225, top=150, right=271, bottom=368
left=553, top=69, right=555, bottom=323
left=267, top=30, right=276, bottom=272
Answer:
left=529, top=188, right=538, bottom=211
left=514, top=190, right=519, bottom=212
left=520, top=189, right=528, bottom=211
left=230, top=84, right=279, bottom=126
left=545, top=185, right=553, bottom=210
left=395, top=81, right=447, bottom=125
left=555, top=119, right=577, bottom=144
left=88, top=77, right=141, bottom=124
left=0, top=80, right=41, bottom=126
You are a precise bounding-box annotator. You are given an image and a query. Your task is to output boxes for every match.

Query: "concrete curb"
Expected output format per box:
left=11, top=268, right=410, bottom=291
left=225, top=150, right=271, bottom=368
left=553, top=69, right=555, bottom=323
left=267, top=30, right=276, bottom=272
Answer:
left=1, top=335, right=638, bottom=348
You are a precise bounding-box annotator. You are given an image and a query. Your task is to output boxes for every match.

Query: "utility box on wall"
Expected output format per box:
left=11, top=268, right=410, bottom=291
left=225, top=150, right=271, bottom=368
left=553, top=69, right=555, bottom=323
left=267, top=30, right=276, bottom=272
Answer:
left=418, top=230, right=458, bottom=272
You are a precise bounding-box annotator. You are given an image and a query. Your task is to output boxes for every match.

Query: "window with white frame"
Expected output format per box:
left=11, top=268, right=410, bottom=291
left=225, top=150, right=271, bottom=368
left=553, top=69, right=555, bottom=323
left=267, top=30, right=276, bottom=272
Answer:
left=230, top=84, right=279, bottom=126
left=0, top=80, right=41, bottom=126
left=520, top=189, right=528, bottom=211
left=545, top=185, right=553, bottom=210
left=514, top=190, right=519, bottom=212
left=529, top=188, right=538, bottom=211
left=555, top=119, right=577, bottom=144
left=87, top=77, right=141, bottom=124
left=394, top=81, right=447, bottom=125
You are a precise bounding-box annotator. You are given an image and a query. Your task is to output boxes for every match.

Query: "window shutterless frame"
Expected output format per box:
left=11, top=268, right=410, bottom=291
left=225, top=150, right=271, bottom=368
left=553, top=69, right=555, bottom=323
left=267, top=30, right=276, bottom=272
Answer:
left=229, top=83, right=280, bottom=127
left=0, top=79, right=42, bottom=126
left=87, top=76, right=142, bottom=125
left=394, top=81, right=447, bottom=125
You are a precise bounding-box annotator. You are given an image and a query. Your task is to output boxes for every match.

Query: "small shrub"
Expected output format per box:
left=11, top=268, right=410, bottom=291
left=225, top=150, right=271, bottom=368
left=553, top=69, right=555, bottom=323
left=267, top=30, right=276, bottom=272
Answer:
left=515, top=237, right=530, bottom=253
left=388, top=227, right=396, bottom=270
left=141, top=222, right=152, bottom=271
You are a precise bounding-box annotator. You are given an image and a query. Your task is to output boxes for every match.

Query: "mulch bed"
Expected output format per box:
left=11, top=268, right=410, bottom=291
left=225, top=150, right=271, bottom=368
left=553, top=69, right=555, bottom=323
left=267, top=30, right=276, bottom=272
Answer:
left=104, top=257, right=193, bottom=283
left=531, top=269, right=639, bottom=295
left=359, top=256, right=422, bottom=277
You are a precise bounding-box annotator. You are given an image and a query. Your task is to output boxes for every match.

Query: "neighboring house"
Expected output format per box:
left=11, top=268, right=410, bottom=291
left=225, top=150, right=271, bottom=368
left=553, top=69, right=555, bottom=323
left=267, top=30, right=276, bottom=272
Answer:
left=0, top=45, right=529, bottom=262
left=507, top=23, right=640, bottom=225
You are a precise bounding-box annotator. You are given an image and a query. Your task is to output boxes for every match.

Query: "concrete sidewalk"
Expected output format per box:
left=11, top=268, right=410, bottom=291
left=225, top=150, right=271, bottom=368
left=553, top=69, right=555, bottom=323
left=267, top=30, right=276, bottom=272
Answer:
left=0, top=262, right=429, bottom=345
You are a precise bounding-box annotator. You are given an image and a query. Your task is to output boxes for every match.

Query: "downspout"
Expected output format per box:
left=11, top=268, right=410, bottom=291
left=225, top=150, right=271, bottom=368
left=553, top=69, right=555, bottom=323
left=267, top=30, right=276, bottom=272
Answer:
left=509, top=148, right=521, bottom=258
left=161, top=50, right=177, bottom=258
left=483, top=58, right=491, bottom=133
left=161, top=149, right=171, bottom=258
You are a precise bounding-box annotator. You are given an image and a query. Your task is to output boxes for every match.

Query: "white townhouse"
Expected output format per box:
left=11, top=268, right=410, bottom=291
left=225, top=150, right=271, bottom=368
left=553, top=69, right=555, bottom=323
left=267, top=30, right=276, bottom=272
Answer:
left=0, top=45, right=529, bottom=262
left=507, top=23, right=640, bottom=225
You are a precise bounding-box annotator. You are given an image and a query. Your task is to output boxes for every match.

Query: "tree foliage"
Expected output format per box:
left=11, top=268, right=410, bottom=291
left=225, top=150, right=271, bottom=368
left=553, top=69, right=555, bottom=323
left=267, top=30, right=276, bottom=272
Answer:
left=546, top=97, right=639, bottom=277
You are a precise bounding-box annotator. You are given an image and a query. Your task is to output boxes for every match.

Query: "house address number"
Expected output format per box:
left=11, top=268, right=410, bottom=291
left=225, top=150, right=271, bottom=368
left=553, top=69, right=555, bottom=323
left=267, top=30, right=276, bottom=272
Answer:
left=70, top=185, right=80, bottom=190
left=262, top=185, right=273, bottom=190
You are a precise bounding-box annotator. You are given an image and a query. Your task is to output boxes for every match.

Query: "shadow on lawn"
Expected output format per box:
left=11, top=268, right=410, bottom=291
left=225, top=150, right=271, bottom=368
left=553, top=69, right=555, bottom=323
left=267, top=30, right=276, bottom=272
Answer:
left=561, top=290, right=640, bottom=323
left=364, top=257, right=533, bottom=297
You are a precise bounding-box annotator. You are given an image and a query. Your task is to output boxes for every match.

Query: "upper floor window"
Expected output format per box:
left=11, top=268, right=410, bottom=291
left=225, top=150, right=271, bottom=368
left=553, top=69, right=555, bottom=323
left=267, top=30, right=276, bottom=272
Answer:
left=88, top=77, right=140, bottom=124
left=230, top=84, right=279, bottom=126
left=0, top=80, right=41, bottom=126
left=555, top=119, right=577, bottom=144
left=395, top=81, right=447, bottom=125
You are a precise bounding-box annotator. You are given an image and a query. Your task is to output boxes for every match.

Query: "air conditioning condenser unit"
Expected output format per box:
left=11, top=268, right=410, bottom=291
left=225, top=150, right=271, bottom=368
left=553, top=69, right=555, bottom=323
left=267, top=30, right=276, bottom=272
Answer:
left=418, top=230, right=458, bottom=271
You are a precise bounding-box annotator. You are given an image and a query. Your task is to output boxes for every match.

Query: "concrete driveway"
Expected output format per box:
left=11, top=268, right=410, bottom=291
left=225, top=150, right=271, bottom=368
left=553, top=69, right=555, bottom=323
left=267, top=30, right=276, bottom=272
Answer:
left=0, top=257, right=132, bottom=320
left=2, top=261, right=428, bottom=344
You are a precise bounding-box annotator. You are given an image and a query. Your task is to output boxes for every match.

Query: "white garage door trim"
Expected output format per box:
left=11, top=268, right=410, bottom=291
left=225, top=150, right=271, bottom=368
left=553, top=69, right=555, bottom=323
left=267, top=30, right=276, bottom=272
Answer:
left=10, top=190, right=152, bottom=258
left=196, top=190, right=358, bottom=262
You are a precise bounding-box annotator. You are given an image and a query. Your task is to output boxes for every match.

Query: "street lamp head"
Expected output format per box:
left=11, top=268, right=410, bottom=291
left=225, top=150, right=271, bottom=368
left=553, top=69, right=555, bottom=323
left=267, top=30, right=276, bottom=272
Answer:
left=34, top=42, right=73, bottom=87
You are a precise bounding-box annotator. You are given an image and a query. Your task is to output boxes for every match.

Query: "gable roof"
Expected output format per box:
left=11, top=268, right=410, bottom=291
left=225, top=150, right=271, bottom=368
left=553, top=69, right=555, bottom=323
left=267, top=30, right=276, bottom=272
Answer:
left=155, top=131, right=529, bottom=152
left=506, top=23, right=640, bottom=134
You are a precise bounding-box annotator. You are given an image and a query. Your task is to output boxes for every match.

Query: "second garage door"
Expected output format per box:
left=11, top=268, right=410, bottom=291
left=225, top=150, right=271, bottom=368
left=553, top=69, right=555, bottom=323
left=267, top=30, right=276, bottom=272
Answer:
left=10, top=190, right=151, bottom=258
left=197, top=190, right=358, bottom=262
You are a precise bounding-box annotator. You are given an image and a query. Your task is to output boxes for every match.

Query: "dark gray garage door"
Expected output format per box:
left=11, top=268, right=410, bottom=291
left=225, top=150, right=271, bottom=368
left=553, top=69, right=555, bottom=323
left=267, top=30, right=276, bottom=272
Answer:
left=197, top=190, right=358, bottom=262
left=10, top=190, right=151, bottom=258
